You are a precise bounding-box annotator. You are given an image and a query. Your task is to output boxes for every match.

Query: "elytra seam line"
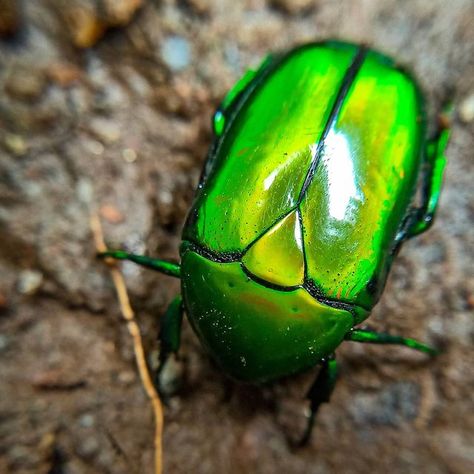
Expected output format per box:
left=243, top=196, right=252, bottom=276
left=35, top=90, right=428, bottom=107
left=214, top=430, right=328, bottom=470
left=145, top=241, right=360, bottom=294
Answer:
left=296, top=46, right=368, bottom=204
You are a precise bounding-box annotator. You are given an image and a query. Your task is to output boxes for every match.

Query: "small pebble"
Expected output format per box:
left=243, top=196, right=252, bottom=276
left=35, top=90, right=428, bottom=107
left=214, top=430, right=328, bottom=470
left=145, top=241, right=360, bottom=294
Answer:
left=122, top=148, right=137, bottom=162
left=103, top=0, right=143, bottom=26
left=47, top=62, right=82, bottom=87
left=17, top=270, right=43, bottom=295
left=4, top=67, right=46, bottom=102
left=84, top=139, right=105, bottom=156
left=100, top=204, right=125, bottom=224
left=77, top=436, right=100, bottom=458
left=161, top=36, right=191, bottom=72
left=0, top=334, right=9, bottom=352
left=64, top=6, right=106, bottom=49
left=118, top=370, right=136, bottom=385
left=78, top=413, right=96, bottom=428
left=183, top=0, right=211, bottom=16
left=459, top=93, right=474, bottom=123
left=269, top=0, right=314, bottom=14
left=157, top=353, right=184, bottom=396
left=4, top=133, right=28, bottom=156
left=32, top=369, right=86, bottom=390
left=76, top=178, right=93, bottom=205
left=159, top=190, right=173, bottom=205
left=89, top=118, right=121, bottom=143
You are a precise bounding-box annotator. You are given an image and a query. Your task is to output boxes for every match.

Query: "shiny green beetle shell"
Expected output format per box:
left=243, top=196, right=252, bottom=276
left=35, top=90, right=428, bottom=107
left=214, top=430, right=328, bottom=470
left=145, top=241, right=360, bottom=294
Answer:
left=181, top=41, right=426, bottom=382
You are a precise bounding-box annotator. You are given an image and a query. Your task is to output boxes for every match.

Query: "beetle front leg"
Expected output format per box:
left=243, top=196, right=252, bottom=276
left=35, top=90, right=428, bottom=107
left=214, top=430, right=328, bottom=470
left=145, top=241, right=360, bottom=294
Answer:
left=407, top=107, right=451, bottom=237
left=344, top=327, right=438, bottom=356
left=298, top=355, right=339, bottom=447
left=156, top=295, right=184, bottom=397
left=98, top=250, right=181, bottom=278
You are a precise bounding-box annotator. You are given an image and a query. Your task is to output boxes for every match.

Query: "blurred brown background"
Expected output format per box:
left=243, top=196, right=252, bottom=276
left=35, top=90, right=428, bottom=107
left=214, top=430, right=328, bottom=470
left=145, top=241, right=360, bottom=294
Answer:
left=0, top=1, right=473, bottom=473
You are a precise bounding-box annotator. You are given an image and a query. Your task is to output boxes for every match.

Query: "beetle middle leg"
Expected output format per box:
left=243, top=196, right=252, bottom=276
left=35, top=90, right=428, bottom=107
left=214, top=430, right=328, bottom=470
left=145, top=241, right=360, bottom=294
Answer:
left=344, top=327, right=438, bottom=355
left=298, top=355, right=339, bottom=447
left=156, top=295, right=185, bottom=397
left=405, top=107, right=452, bottom=238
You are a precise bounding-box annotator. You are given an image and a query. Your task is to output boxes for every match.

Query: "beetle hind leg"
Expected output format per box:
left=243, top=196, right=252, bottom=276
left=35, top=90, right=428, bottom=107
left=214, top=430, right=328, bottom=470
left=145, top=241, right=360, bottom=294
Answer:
left=297, top=356, right=339, bottom=447
left=406, top=106, right=452, bottom=238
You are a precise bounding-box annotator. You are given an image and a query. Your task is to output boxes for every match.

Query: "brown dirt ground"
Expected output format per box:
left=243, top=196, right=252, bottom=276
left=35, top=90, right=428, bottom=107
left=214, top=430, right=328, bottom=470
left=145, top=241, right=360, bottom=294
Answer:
left=1, top=1, right=473, bottom=473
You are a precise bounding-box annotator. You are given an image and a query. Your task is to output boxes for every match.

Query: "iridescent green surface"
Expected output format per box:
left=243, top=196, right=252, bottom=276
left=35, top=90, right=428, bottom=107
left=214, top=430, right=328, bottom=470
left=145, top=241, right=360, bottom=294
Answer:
left=101, top=41, right=447, bottom=390
left=180, top=250, right=354, bottom=382
left=242, top=208, right=305, bottom=287
left=179, top=41, right=431, bottom=381
left=300, top=50, right=424, bottom=309
left=184, top=42, right=358, bottom=251
left=184, top=42, right=425, bottom=306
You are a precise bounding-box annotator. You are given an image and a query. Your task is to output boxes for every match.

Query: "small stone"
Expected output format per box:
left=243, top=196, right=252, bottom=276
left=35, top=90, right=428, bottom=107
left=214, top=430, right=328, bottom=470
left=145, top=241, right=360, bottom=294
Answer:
left=100, top=204, right=125, bottom=224
left=122, top=148, right=137, bottom=163
left=64, top=6, right=106, bottom=49
left=0, top=334, right=9, bottom=351
left=47, top=62, right=82, bottom=87
left=459, top=93, right=474, bottom=123
left=76, top=178, right=93, bottom=205
left=161, top=36, right=191, bottom=72
left=89, top=118, right=121, bottom=143
left=159, top=190, right=173, bottom=205
left=269, top=0, right=315, bottom=14
left=157, top=353, right=184, bottom=396
left=83, top=139, right=105, bottom=156
left=4, top=67, right=46, bottom=102
left=32, top=369, right=86, bottom=390
left=17, top=270, right=43, bottom=295
left=38, top=431, right=56, bottom=453
left=3, top=133, right=28, bottom=156
left=0, top=0, right=20, bottom=37
left=182, top=0, right=211, bottom=16
left=103, top=0, right=143, bottom=27
left=117, top=370, right=136, bottom=385
left=78, top=413, right=96, bottom=428
left=76, top=436, right=100, bottom=459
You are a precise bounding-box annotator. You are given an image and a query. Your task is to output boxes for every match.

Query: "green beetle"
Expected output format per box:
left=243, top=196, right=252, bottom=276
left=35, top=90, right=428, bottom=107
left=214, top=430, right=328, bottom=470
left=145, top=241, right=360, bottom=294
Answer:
left=101, top=40, right=450, bottom=443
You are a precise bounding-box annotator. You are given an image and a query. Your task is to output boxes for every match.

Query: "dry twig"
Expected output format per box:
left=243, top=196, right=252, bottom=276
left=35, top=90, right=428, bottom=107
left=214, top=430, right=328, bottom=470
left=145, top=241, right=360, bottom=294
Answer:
left=90, top=212, right=163, bottom=474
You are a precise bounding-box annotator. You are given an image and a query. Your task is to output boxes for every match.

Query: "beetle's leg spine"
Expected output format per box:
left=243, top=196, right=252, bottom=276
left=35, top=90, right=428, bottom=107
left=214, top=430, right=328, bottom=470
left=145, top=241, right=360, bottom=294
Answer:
left=344, top=328, right=438, bottom=356
left=98, top=250, right=181, bottom=278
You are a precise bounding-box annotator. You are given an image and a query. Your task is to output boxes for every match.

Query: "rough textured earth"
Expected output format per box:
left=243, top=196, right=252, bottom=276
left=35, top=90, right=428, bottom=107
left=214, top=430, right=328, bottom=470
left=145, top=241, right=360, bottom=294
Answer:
left=1, top=1, right=473, bottom=473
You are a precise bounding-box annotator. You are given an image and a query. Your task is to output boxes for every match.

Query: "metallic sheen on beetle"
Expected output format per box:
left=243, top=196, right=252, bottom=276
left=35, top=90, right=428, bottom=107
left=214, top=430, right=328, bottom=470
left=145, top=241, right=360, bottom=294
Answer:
left=100, top=40, right=450, bottom=444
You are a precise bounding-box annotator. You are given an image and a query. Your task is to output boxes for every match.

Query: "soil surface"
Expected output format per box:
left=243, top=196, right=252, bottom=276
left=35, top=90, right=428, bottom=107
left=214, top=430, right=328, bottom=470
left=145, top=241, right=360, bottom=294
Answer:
left=1, top=1, right=473, bottom=473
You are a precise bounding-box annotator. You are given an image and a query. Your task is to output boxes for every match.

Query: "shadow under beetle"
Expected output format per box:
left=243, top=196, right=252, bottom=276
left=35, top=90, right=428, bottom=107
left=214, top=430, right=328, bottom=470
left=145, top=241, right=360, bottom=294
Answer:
left=100, top=41, right=451, bottom=444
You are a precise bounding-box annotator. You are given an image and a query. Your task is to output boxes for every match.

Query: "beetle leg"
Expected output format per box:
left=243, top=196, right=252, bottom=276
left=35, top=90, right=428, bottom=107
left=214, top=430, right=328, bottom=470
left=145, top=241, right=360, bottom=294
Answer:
left=344, top=328, right=438, bottom=356
left=406, top=106, right=452, bottom=237
left=97, top=250, right=181, bottom=278
left=298, top=356, right=339, bottom=446
left=156, top=295, right=185, bottom=397
left=213, top=54, right=274, bottom=136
